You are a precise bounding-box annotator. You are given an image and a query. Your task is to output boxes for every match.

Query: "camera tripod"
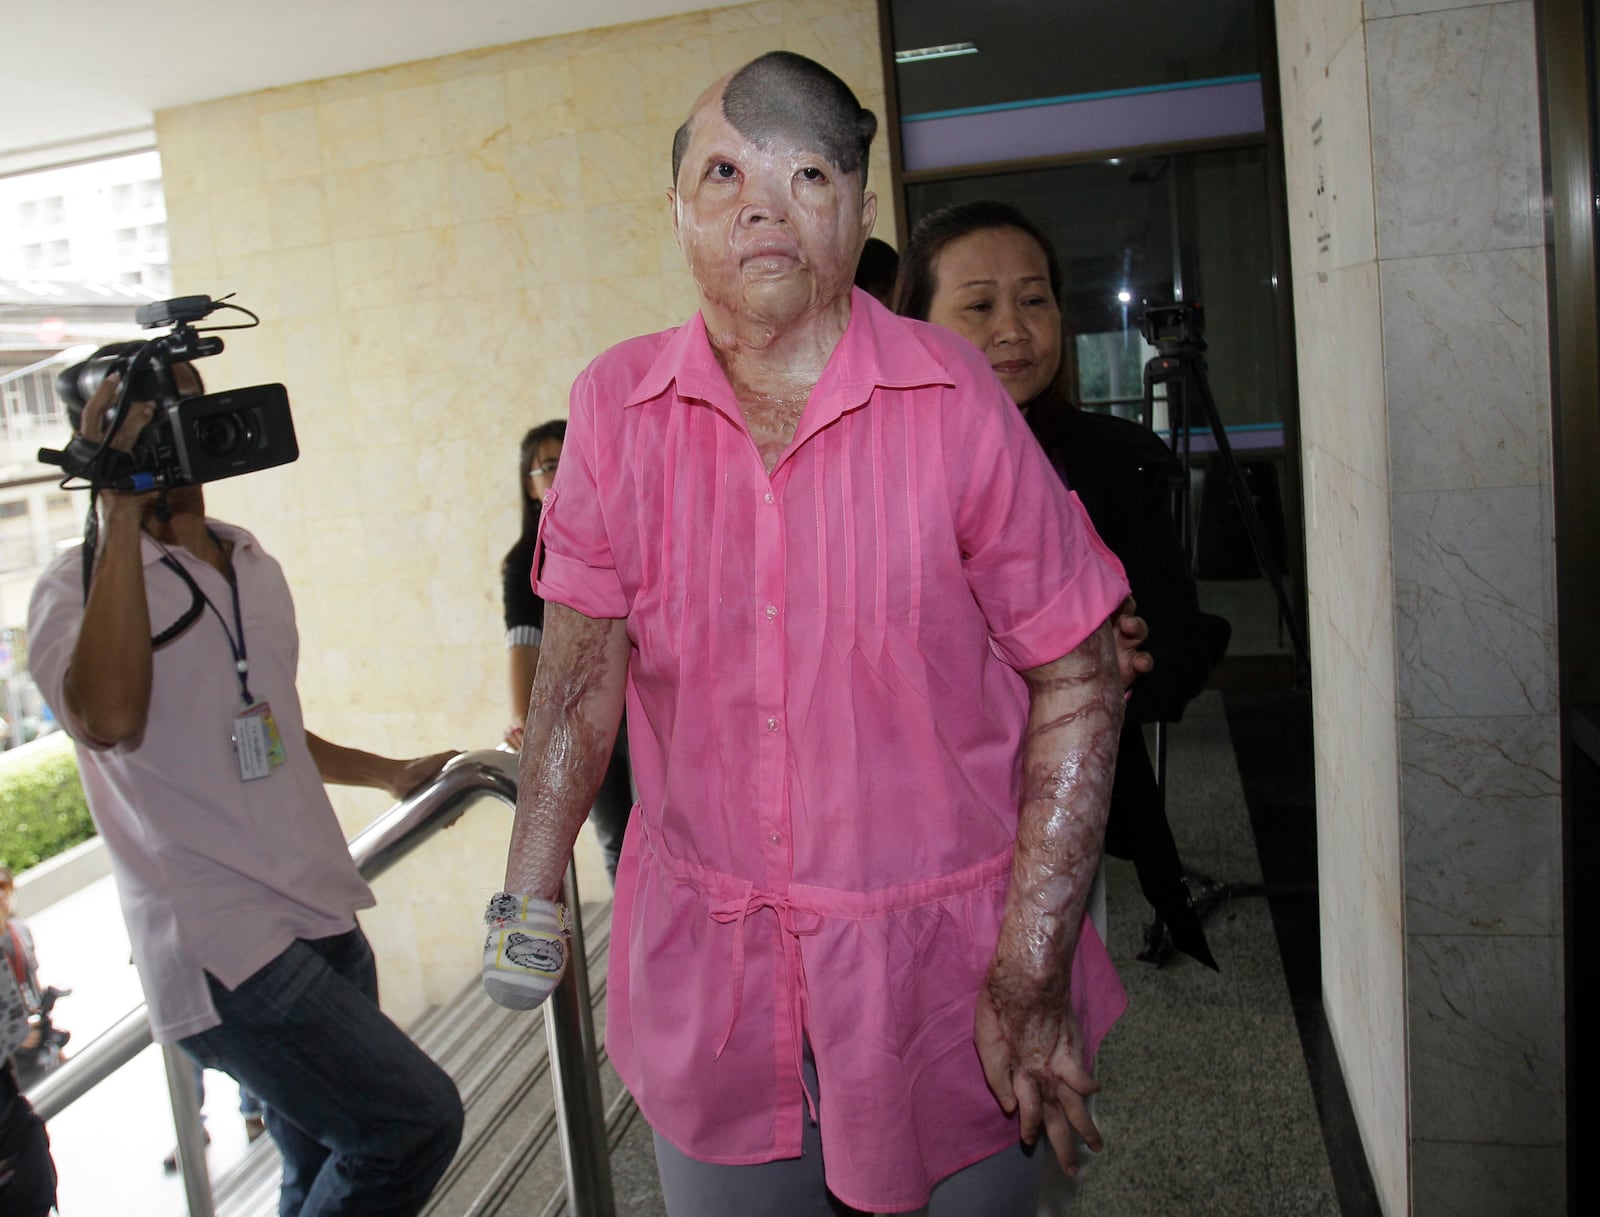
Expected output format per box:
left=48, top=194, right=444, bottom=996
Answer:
left=1133, top=302, right=1311, bottom=966
left=1140, top=309, right=1309, bottom=675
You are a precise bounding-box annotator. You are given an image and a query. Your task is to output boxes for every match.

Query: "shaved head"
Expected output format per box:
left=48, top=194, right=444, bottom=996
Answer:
left=672, top=52, right=877, bottom=187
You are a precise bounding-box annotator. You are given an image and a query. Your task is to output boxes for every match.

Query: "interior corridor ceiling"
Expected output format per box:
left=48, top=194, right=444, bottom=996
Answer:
left=0, top=0, right=741, bottom=162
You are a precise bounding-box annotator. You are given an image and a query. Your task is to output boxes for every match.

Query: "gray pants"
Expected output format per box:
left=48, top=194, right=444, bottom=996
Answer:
left=651, top=1048, right=1071, bottom=1217
left=653, top=871, right=1108, bottom=1216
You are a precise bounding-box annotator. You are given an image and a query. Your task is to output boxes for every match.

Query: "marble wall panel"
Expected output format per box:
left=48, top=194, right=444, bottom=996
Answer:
left=192, top=94, right=266, bottom=192
left=439, top=72, right=510, bottom=150
left=382, top=157, right=453, bottom=237
left=1400, top=714, right=1561, bottom=936
left=1411, top=1141, right=1566, bottom=1215
left=636, top=37, right=718, bottom=124
left=260, top=105, right=322, bottom=183
left=1369, top=2, right=1542, bottom=259
left=317, top=94, right=385, bottom=175
left=1347, top=468, right=1399, bottom=682
left=1330, top=263, right=1388, bottom=484
left=505, top=60, right=577, bottom=138
left=1381, top=247, right=1551, bottom=494
left=270, top=243, right=339, bottom=324
left=1322, top=32, right=1380, bottom=274
left=1367, top=0, right=1493, bottom=16
left=445, top=144, right=519, bottom=226
left=1277, top=0, right=1365, bottom=100
left=1392, top=484, right=1556, bottom=718
left=1407, top=932, right=1564, bottom=1144
left=378, top=84, right=450, bottom=162
left=1315, top=628, right=1408, bottom=1217
left=207, top=185, right=273, bottom=258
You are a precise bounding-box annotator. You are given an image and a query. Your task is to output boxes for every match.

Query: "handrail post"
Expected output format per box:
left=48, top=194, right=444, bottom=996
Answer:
left=27, top=751, right=618, bottom=1216
left=162, top=1042, right=216, bottom=1217
left=544, top=859, right=615, bottom=1217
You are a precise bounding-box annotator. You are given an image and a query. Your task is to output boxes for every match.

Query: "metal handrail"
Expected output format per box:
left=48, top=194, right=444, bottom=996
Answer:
left=27, top=748, right=614, bottom=1217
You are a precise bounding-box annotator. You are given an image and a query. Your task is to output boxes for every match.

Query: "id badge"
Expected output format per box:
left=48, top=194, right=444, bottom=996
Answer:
left=231, top=701, right=286, bottom=782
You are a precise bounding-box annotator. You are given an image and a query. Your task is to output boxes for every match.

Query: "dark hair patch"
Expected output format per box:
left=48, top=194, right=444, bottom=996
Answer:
left=672, top=51, right=876, bottom=188
left=516, top=419, right=568, bottom=537
left=892, top=200, right=1063, bottom=323
left=671, top=120, right=692, bottom=185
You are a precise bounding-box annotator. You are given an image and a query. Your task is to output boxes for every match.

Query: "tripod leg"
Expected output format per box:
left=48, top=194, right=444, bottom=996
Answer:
left=1187, top=361, right=1310, bottom=673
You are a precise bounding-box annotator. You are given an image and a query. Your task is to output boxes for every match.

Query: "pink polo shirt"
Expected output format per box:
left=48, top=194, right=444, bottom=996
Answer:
left=538, top=290, right=1130, bottom=1211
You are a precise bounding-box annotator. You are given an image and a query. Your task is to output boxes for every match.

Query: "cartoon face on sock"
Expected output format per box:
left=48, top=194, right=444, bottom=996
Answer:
left=504, top=931, right=565, bottom=974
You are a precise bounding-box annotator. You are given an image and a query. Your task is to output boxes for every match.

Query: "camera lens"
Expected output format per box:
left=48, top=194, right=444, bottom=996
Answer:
left=193, top=411, right=256, bottom=458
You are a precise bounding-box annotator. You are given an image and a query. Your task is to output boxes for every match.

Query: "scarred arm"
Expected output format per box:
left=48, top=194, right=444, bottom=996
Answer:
left=502, top=602, right=631, bottom=901
left=975, top=616, right=1124, bottom=1175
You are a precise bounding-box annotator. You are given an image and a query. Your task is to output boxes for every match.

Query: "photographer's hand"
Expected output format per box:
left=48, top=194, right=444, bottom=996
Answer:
left=61, top=374, right=162, bottom=746
left=305, top=735, right=460, bottom=801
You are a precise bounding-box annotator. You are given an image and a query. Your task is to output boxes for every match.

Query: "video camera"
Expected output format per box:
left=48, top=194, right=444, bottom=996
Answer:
left=41, top=294, right=298, bottom=492
left=1139, top=300, right=1206, bottom=355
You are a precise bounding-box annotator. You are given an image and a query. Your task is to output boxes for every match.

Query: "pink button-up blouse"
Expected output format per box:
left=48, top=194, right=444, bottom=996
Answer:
left=536, top=291, right=1131, bottom=1212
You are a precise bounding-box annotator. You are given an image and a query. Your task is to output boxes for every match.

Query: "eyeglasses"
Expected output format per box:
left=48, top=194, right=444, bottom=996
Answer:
left=529, top=460, right=560, bottom=477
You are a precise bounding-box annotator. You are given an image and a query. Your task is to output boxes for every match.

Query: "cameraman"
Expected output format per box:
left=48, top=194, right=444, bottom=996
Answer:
left=25, top=366, right=464, bottom=1216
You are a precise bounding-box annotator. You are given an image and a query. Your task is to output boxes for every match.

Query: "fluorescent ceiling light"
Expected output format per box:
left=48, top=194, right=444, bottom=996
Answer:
left=894, top=42, right=979, bottom=64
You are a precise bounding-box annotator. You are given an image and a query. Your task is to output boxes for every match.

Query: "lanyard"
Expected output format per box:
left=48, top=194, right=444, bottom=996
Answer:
left=156, top=529, right=253, bottom=706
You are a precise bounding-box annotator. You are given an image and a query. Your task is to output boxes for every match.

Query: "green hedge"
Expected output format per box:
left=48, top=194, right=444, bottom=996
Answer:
left=0, top=746, right=96, bottom=872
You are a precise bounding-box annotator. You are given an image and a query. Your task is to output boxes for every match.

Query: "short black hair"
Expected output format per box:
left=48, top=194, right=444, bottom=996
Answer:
left=854, top=237, right=899, bottom=301
left=892, top=200, right=1063, bottom=323
left=672, top=52, right=877, bottom=187
left=517, top=419, right=567, bottom=536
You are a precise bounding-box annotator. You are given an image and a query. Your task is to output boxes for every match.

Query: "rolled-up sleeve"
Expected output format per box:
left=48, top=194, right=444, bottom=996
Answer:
left=950, top=371, right=1129, bottom=671
left=534, top=362, right=630, bottom=620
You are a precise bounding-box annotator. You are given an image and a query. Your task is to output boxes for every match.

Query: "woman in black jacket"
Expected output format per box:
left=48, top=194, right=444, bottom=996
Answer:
left=895, top=200, right=1230, bottom=969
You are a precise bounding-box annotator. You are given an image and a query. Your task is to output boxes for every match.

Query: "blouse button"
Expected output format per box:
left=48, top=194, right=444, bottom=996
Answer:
left=766, top=717, right=779, bottom=733
left=769, top=832, right=782, bottom=845
left=764, top=492, right=774, bottom=505
left=764, top=604, right=778, bottom=620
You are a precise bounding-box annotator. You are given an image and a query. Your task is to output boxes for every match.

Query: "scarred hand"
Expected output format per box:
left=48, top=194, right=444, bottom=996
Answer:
left=1112, top=595, right=1152, bottom=689
left=481, top=891, right=571, bottom=1010
left=975, top=965, right=1103, bottom=1175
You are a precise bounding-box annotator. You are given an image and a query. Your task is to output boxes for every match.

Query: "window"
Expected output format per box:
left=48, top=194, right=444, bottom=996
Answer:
left=116, top=226, right=139, bottom=255
left=1076, top=330, right=1156, bottom=416
left=16, top=195, right=64, bottom=228
left=0, top=501, right=29, bottom=520
left=891, top=0, right=1260, bottom=121
left=904, top=145, right=1284, bottom=434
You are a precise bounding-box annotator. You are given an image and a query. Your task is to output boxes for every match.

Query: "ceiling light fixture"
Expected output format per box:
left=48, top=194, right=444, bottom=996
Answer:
left=894, top=42, right=979, bottom=64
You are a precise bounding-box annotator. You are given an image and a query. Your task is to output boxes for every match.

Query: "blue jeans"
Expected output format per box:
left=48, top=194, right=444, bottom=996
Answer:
left=180, top=928, right=463, bottom=1217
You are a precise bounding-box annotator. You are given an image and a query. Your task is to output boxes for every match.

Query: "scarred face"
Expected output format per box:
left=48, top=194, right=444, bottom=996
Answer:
left=670, top=82, right=877, bottom=344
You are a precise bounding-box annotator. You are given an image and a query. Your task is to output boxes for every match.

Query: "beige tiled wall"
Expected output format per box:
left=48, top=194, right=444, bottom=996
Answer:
left=154, top=0, right=893, bottom=1027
